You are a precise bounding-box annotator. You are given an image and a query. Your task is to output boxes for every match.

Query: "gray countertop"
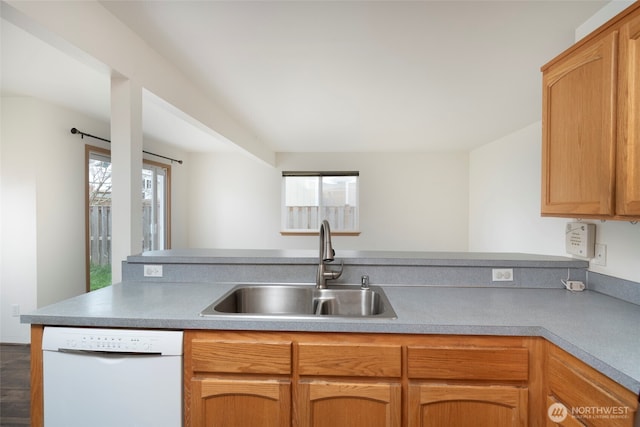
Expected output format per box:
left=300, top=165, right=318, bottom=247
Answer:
left=23, top=281, right=640, bottom=395
left=131, top=248, right=589, bottom=267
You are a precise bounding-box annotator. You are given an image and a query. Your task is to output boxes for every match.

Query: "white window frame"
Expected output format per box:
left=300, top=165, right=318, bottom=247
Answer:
left=142, top=160, right=171, bottom=252
left=281, top=171, right=360, bottom=235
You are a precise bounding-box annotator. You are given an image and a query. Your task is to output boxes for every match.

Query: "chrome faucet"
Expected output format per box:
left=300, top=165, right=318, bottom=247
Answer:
left=316, top=220, right=343, bottom=288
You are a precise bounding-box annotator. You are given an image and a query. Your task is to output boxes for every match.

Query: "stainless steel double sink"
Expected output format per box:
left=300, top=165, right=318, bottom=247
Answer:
left=200, top=284, right=397, bottom=319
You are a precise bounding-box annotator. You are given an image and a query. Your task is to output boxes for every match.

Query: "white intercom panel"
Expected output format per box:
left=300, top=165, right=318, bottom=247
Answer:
left=565, top=222, right=596, bottom=258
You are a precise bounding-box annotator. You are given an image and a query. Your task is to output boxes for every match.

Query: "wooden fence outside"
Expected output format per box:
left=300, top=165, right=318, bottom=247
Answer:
left=285, top=205, right=357, bottom=231
left=89, top=205, right=111, bottom=266
left=89, top=204, right=155, bottom=266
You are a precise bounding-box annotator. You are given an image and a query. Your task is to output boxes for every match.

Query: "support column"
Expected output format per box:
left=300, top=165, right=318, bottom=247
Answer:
left=110, top=76, right=143, bottom=283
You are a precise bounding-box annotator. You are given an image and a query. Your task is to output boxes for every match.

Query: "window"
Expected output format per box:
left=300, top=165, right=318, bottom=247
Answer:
left=86, top=146, right=171, bottom=291
left=87, top=148, right=113, bottom=292
left=142, top=161, right=170, bottom=252
left=282, top=171, right=359, bottom=234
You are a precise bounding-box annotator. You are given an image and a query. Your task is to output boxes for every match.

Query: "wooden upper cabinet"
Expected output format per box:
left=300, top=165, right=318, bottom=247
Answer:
left=616, top=12, right=640, bottom=216
left=541, top=30, right=617, bottom=217
left=541, top=3, right=640, bottom=220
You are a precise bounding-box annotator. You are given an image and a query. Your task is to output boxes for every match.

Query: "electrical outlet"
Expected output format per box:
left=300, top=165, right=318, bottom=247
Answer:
left=593, top=244, right=607, bottom=266
left=144, top=265, right=163, bottom=277
left=11, top=304, right=20, bottom=317
left=492, top=268, right=514, bottom=282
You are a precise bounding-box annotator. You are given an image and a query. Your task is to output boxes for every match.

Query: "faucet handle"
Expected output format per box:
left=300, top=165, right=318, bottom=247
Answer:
left=327, top=260, right=343, bottom=279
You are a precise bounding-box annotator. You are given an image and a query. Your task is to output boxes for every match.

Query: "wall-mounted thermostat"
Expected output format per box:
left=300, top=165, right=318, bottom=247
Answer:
left=565, top=222, right=595, bottom=258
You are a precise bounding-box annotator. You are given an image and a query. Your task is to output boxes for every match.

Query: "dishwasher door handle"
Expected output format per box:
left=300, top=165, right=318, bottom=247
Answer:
left=56, top=348, right=163, bottom=357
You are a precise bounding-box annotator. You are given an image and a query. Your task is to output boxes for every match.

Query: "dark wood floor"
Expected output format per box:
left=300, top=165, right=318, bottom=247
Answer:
left=0, top=344, right=30, bottom=426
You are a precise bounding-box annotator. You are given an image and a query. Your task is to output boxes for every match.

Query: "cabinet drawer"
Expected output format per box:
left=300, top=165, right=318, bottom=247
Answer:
left=191, top=339, right=292, bottom=374
left=407, top=346, right=529, bottom=381
left=298, top=343, right=401, bottom=377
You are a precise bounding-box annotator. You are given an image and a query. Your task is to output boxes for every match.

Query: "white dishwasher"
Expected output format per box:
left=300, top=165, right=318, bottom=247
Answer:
left=42, top=327, right=183, bottom=427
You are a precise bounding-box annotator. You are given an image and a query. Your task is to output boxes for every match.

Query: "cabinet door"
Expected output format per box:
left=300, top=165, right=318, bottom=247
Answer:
left=616, top=12, right=640, bottom=216
left=298, top=380, right=401, bottom=427
left=541, top=31, right=617, bottom=217
left=408, top=383, right=528, bottom=427
left=547, top=345, right=637, bottom=427
left=191, top=378, right=290, bottom=427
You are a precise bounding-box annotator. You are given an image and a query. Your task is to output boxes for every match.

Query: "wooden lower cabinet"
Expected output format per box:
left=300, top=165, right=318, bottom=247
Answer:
left=183, top=331, right=637, bottom=427
left=191, top=377, right=290, bottom=427
left=545, top=342, right=638, bottom=427
left=406, top=340, right=531, bottom=427
left=408, top=383, right=528, bottom=427
left=184, top=331, right=294, bottom=427
left=298, top=380, right=402, bottom=427
left=295, top=337, right=402, bottom=427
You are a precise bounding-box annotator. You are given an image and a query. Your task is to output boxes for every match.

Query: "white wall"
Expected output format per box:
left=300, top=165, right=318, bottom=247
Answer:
left=1, top=97, right=97, bottom=342
left=469, top=121, right=640, bottom=284
left=1, top=97, right=38, bottom=344
left=588, top=220, right=640, bottom=283
left=187, top=151, right=469, bottom=252
left=187, top=152, right=281, bottom=249
left=469, top=122, right=565, bottom=255
left=575, top=1, right=634, bottom=41
left=0, top=96, right=189, bottom=343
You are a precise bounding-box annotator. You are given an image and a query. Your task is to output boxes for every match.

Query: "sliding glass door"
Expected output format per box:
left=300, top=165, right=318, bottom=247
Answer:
left=87, top=148, right=113, bottom=291
left=86, top=146, right=171, bottom=291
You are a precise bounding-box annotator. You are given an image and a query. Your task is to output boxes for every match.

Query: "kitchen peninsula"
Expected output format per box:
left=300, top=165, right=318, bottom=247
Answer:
left=23, top=250, right=640, bottom=426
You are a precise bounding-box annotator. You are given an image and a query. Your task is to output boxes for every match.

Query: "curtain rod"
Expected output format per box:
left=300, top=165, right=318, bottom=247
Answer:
left=70, top=128, right=183, bottom=165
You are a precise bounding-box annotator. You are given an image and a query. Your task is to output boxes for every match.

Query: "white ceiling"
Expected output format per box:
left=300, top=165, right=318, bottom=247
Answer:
left=2, top=1, right=608, bottom=154
left=0, top=15, right=238, bottom=153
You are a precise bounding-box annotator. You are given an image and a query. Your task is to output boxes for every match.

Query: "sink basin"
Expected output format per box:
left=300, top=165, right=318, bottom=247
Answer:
left=314, top=288, right=387, bottom=316
left=211, top=285, right=315, bottom=315
left=200, top=284, right=397, bottom=319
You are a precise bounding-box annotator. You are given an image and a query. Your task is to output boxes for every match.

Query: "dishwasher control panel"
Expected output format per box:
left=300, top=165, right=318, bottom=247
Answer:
left=42, top=327, right=183, bottom=355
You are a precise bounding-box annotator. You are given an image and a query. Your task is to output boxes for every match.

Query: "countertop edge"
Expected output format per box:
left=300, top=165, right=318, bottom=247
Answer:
left=22, top=314, right=640, bottom=395
left=128, top=250, right=589, bottom=268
